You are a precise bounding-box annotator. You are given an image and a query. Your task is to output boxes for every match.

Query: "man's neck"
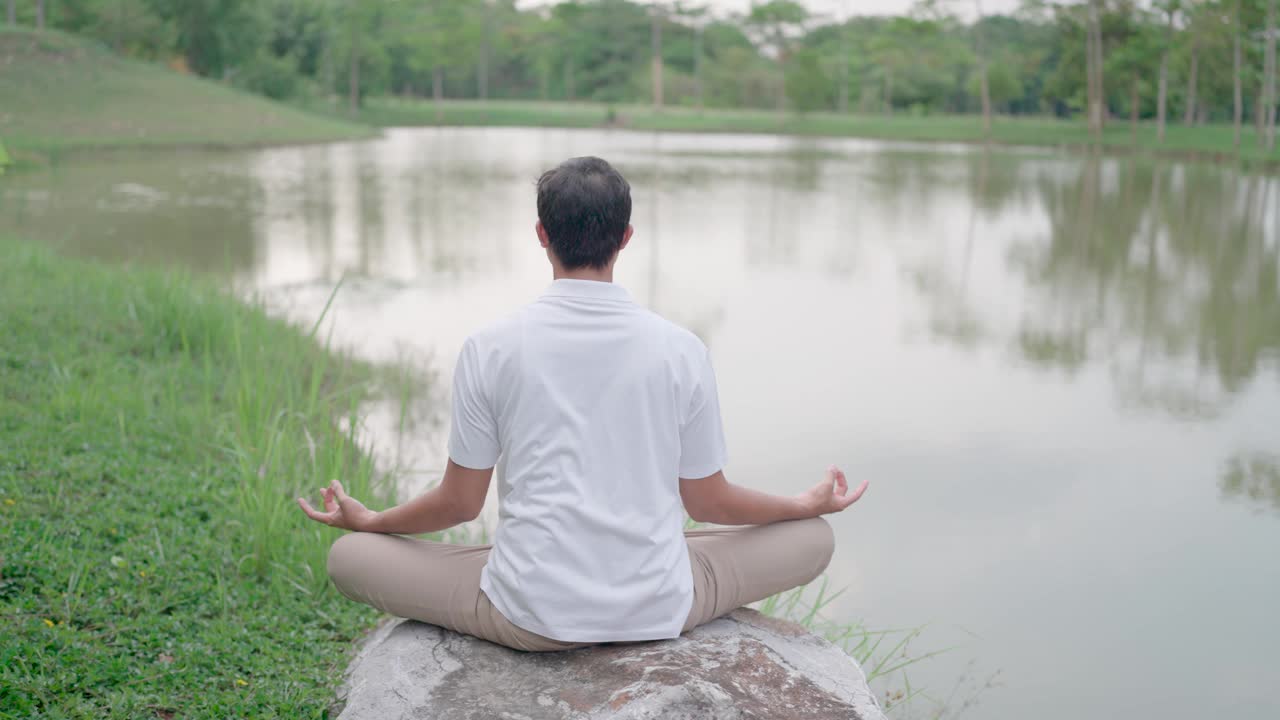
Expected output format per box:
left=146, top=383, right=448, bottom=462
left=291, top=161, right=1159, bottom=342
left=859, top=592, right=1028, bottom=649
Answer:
left=553, top=267, right=614, bottom=283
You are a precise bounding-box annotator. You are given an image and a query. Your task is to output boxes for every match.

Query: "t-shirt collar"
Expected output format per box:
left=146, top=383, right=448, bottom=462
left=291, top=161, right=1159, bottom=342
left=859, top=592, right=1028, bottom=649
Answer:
left=542, top=278, right=632, bottom=303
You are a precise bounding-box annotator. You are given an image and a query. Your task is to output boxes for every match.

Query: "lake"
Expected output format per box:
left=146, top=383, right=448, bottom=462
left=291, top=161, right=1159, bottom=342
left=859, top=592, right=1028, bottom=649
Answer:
left=3, top=127, right=1278, bottom=719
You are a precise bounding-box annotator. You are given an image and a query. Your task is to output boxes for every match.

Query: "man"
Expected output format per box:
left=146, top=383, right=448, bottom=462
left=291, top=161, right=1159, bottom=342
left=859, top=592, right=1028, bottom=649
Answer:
left=299, top=156, right=868, bottom=652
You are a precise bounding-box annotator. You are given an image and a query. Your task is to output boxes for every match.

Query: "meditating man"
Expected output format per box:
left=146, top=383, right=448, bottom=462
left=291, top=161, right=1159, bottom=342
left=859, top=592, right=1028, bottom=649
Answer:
left=298, top=156, right=869, bottom=652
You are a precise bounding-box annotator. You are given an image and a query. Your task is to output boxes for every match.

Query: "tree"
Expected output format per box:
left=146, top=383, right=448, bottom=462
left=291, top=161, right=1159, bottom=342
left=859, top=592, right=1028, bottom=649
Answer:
left=7, top=0, right=15, bottom=26
left=37, top=0, right=45, bottom=29
left=975, top=0, right=992, bottom=136
left=1183, top=1, right=1203, bottom=126
left=785, top=47, right=831, bottom=111
left=1266, top=0, right=1277, bottom=149
left=1155, top=1, right=1181, bottom=143
left=1106, top=11, right=1159, bottom=144
left=651, top=3, right=664, bottom=109
left=745, top=0, right=809, bottom=112
left=969, top=58, right=1020, bottom=111
left=333, top=0, right=394, bottom=109
left=1085, top=0, right=1106, bottom=137
left=869, top=17, right=914, bottom=114
left=549, top=1, right=585, bottom=100
left=684, top=5, right=711, bottom=111
left=477, top=0, right=491, bottom=100
left=1235, top=0, right=1245, bottom=147
left=145, top=0, right=265, bottom=78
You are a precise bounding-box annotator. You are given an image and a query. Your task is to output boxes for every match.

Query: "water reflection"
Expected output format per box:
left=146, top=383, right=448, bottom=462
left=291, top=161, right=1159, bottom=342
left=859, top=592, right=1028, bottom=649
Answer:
left=1007, top=156, right=1280, bottom=418
left=1221, top=451, right=1280, bottom=513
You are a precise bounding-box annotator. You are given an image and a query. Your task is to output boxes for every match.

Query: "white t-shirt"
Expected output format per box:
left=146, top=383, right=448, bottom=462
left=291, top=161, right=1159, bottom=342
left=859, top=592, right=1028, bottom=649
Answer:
left=447, top=278, right=728, bottom=643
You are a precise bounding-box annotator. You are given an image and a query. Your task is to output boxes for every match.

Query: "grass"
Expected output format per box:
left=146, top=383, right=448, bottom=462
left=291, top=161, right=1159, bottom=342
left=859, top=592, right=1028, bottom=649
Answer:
left=339, top=97, right=1280, bottom=167
left=0, top=239, right=396, bottom=718
left=757, top=579, right=949, bottom=716
left=0, top=27, right=374, bottom=165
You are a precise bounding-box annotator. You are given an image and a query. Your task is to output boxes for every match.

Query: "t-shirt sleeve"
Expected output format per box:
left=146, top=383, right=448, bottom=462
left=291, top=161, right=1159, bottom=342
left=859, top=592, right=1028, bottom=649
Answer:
left=679, top=345, right=729, bottom=479
left=447, top=338, right=501, bottom=470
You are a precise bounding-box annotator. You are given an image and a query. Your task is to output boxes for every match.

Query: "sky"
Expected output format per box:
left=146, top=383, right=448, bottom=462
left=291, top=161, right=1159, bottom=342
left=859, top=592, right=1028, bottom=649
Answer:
left=515, top=0, right=1029, bottom=21
left=694, top=0, right=1024, bottom=21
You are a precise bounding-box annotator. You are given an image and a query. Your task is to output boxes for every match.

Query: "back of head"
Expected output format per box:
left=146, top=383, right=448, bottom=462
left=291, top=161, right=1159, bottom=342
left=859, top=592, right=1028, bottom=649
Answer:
left=536, top=157, right=632, bottom=270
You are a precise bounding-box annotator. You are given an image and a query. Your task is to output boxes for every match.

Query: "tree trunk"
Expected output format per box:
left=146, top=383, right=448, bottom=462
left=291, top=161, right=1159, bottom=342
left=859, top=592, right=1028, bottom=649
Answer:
left=1235, top=0, right=1244, bottom=150
left=1093, top=10, right=1105, bottom=129
left=564, top=59, right=575, bottom=101
left=1086, top=0, right=1105, bottom=137
left=1184, top=37, right=1199, bottom=126
left=1258, top=88, right=1268, bottom=147
left=477, top=13, right=490, bottom=100
left=1266, top=0, right=1278, bottom=150
left=1157, top=12, right=1171, bottom=144
left=348, top=28, right=361, bottom=111
left=6, top=0, right=15, bottom=26
left=838, top=23, right=849, bottom=113
left=650, top=6, right=663, bottom=110
left=694, top=24, right=704, bottom=113
left=1130, top=73, right=1140, bottom=146
left=775, top=30, right=788, bottom=114
left=433, top=65, right=444, bottom=122
left=884, top=66, right=894, bottom=115
left=976, top=0, right=991, bottom=136
left=36, top=0, right=45, bottom=29
left=1085, top=7, right=1097, bottom=131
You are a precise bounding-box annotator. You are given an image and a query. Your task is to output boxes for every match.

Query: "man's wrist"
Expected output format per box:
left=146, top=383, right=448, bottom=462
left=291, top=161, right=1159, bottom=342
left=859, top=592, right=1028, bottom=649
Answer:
left=361, top=511, right=384, bottom=533
left=789, top=495, right=817, bottom=521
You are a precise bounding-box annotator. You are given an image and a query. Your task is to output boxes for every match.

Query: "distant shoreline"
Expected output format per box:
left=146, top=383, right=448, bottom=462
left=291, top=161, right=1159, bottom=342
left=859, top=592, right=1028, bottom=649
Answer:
left=327, top=98, right=1280, bottom=171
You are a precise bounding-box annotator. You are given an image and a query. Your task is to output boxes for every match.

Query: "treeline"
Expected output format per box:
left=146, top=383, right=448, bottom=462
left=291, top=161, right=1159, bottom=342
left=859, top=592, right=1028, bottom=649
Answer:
left=7, top=1, right=1279, bottom=148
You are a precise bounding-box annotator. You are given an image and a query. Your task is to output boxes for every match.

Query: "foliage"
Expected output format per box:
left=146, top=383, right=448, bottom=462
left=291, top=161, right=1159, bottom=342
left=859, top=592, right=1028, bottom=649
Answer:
left=9, top=0, right=1280, bottom=140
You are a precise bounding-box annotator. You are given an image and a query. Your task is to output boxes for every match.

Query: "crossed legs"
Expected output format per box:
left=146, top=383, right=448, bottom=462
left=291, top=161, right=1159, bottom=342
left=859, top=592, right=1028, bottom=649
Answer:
left=326, top=517, right=835, bottom=652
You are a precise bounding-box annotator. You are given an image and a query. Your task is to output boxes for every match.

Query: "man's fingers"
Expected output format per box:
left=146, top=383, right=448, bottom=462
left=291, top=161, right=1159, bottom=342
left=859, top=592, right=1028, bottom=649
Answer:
left=831, top=480, right=869, bottom=510
left=832, top=466, right=849, bottom=495
left=330, top=479, right=350, bottom=503
left=321, top=487, right=338, bottom=513
left=847, top=479, right=869, bottom=503
left=297, top=497, right=333, bottom=524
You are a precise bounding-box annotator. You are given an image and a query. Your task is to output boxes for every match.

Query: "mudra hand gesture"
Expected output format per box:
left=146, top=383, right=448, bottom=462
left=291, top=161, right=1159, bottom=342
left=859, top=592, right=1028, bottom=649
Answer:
left=298, top=479, right=376, bottom=532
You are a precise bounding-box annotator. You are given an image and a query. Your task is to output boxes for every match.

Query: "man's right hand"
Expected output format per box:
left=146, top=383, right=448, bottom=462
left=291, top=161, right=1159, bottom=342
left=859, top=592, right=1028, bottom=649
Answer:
left=797, top=465, right=869, bottom=517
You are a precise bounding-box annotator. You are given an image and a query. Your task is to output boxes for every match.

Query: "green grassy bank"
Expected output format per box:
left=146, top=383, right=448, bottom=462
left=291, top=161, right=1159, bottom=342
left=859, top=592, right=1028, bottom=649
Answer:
left=346, top=97, right=1280, bottom=167
left=0, top=28, right=373, bottom=164
left=0, top=240, right=392, bottom=718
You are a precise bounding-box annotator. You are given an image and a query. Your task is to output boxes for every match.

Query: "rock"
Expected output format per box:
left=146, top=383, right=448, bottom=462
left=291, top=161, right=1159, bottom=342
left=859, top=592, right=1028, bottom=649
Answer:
left=336, top=608, right=887, bottom=720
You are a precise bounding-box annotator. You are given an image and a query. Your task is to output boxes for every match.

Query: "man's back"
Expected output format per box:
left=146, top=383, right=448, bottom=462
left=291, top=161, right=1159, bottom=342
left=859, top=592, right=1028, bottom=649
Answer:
left=449, top=278, right=727, bottom=642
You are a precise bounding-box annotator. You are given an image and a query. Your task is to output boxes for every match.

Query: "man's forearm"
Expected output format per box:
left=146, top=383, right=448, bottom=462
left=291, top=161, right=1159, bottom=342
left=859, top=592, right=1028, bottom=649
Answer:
left=364, top=487, right=474, bottom=534
left=698, top=483, right=812, bottom=526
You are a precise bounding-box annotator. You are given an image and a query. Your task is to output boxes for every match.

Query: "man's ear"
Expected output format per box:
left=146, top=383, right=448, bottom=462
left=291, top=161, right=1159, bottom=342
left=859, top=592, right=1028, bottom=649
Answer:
left=536, top=220, right=550, bottom=249
left=618, top=225, right=634, bottom=252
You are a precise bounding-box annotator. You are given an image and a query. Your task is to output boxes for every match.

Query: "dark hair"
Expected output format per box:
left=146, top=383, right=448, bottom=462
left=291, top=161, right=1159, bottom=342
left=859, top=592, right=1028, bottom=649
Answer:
left=536, top=156, right=632, bottom=270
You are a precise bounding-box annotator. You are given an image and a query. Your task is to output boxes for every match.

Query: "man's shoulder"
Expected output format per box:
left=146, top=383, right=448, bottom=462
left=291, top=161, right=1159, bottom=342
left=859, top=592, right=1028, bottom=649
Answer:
left=462, top=306, right=529, bottom=353
left=638, top=308, right=708, bottom=358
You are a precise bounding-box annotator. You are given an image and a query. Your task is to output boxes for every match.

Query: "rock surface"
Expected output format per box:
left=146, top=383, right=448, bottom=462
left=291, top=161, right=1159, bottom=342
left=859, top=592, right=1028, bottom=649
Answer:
left=336, top=608, right=886, bottom=720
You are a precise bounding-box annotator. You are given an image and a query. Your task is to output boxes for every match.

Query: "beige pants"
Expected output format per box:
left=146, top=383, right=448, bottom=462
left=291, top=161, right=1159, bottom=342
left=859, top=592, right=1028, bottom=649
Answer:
left=326, top=517, right=835, bottom=652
